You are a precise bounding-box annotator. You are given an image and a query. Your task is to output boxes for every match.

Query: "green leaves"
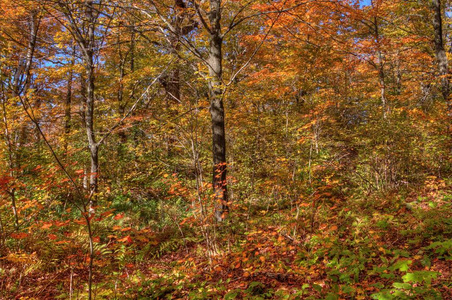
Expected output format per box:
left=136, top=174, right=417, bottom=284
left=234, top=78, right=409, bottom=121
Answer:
left=402, top=271, right=439, bottom=285
left=389, top=259, right=412, bottom=272
left=371, top=261, right=440, bottom=300
left=426, top=239, right=452, bottom=259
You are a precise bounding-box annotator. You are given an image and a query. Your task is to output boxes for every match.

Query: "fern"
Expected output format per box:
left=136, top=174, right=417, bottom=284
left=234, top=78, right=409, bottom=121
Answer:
left=151, top=236, right=200, bottom=259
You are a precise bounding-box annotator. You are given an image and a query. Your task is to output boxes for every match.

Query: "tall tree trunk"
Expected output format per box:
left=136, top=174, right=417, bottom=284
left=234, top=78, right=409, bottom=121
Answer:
left=373, top=13, right=387, bottom=118
left=64, top=46, right=75, bottom=156
left=84, top=1, right=99, bottom=197
left=24, top=12, right=38, bottom=92
left=130, top=25, right=135, bottom=74
left=432, top=0, right=450, bottom=112
left=208, top=0, right=228, bottom=222
left=163, top=0, right=187, bottom=104
left=117, top=38, right=127, bottom=144
left=1, top=99, right=19, bottom=230
left=149, top=0, right=198, bottom=159
left=162, top=18, right=181, bottom=104
left=5, top=11, right=39, bottom=231
left=160, top=0, right=191, bottom=157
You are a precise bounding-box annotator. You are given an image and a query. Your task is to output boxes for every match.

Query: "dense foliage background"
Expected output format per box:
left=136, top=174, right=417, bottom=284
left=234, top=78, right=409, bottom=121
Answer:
left=0, top=0, right=451, bottom=299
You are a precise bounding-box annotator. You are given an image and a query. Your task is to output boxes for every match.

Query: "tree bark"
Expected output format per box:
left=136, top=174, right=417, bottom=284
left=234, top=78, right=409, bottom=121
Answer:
left=0, top=99, right=19, bottom=230
left=64, top=45, right=75, bottom=155
left=432, top=0, right=450, bottom=108
left=4, top=11, right=39, bottom=231
left=117, top=38, right=127, bottom=144
left=208, top=0, right=228, bottom=222
left=372, top=8, right=388, bottom=118
left=84, top=1, right=99, bottom=196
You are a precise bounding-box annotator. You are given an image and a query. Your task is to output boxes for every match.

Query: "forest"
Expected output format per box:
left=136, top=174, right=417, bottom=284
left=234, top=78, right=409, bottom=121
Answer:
left=0, top=0, right=451, bottom=299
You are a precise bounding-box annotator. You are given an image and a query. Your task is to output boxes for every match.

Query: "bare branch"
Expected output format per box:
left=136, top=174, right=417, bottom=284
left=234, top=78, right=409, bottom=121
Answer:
left=226, top=0, right=289, bottom=86
left=189, top=0, right=212, bottom=33
left=223, top=1, right=308, bottom=37
left=96, top=59, right=175, bottom=146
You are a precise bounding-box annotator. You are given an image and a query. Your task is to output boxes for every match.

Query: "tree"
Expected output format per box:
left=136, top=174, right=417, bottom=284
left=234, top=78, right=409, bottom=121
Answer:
left=205, top=0, right=228, bottom=221
left=0, top=1, right=42, bottom=230
left=432, top=0, right=449, bottom=103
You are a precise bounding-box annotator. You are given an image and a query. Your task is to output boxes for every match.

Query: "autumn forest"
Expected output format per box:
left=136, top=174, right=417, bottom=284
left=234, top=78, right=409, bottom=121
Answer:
left=0, top=0, right=451, bottom=299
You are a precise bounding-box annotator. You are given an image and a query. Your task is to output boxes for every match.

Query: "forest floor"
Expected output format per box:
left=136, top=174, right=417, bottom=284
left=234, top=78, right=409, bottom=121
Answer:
left=2, top=178, right=452, bottom=299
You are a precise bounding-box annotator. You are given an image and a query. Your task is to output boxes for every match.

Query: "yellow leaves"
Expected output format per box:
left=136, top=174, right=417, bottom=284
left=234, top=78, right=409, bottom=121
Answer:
left=53, top=31, right=73, bottom=49
left=5, top=251, right=37, bottom=264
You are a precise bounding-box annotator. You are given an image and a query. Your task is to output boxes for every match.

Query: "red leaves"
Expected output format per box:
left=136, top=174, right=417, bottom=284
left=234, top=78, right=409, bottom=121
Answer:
left=74, top=218, right=86, bottom=225
left=0, top=175, right=13, bottom=190
left=114, top=213, right=124, bottom=220
left=11, top=232, right=28, bottom=239
left=101, top=209, right=115, bottom=218
left=55, top=240, right=70, bottom=245
left=41, top=222, right=53, bottom=229
left=117, top=235, right=132, bottom=243
left=54, top=220, right=70, bottom=227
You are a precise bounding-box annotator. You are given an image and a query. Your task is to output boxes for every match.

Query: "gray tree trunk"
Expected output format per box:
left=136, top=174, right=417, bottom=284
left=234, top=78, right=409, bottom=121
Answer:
left=64, top=45, right=75, bottom=155
left=432, top=0, right=450, bottom=109
left=84, top=1, right=99, bottom=196
left=208, top=0, right=228, bottom=222
left=371, top=3, right=388, bottom=118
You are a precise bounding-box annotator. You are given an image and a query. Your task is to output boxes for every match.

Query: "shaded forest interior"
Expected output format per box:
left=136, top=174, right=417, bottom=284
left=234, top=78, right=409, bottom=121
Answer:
left=0, top=0, right=451, bottom=299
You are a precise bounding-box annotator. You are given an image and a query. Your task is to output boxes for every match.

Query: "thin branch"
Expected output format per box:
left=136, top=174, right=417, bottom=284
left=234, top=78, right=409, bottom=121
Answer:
left=19, top=94, right=85, bottom=205
left=223, top=1, right=308, bottom=37
left=226, top=0, right=289, bottom=86
left=190, top=0, right=212, bottom=34
left=96, top=59, right=174, bottom=146
left=224, top=0, right=256, bottom=34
